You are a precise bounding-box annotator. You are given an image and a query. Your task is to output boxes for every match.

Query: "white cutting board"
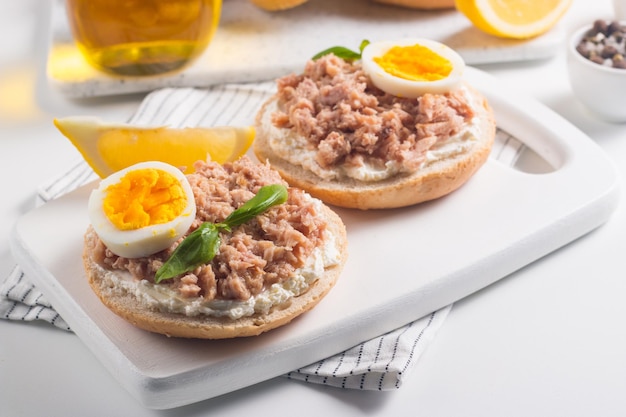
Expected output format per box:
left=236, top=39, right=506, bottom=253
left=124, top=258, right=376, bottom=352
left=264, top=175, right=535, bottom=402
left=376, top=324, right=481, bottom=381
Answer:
left=46, top=0, right=565, bottom=97
left=11, top=68, right=620, bottom=409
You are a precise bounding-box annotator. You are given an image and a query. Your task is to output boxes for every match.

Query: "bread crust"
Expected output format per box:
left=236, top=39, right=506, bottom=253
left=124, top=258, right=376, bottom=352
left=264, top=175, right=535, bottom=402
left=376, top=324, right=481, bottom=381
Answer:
left=84, top=203, right=348, bottom=339
left=254, top=85, right=496, bottom=210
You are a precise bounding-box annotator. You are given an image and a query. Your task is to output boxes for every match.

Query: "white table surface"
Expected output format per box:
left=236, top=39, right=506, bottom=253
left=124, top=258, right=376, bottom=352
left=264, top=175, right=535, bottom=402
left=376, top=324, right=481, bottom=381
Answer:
left=2, top=1, right=626, bottom=416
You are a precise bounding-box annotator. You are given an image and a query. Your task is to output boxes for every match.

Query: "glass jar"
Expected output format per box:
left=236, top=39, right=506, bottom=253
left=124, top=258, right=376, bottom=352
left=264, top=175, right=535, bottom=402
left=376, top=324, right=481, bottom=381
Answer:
left=65, top=0, right=221, bottom=76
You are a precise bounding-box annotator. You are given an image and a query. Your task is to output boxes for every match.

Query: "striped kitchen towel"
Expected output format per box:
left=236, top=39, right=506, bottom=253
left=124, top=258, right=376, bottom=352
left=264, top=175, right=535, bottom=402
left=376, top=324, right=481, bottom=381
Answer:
left=0, top=84, right=528, bottom=391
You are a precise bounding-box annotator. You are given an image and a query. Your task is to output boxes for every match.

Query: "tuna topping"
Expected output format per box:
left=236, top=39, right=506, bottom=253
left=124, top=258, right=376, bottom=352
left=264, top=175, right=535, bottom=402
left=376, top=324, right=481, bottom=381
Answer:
left=84, top=157, right=331, bottom=305
left=270, top=53, right=477, bottom=181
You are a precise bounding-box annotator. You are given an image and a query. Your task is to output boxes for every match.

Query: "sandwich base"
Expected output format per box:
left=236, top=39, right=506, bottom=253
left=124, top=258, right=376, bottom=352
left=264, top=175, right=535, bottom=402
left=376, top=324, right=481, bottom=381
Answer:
left=83, top=203, right=348, bottom=339
left=254, top=87, right=496, bottom=210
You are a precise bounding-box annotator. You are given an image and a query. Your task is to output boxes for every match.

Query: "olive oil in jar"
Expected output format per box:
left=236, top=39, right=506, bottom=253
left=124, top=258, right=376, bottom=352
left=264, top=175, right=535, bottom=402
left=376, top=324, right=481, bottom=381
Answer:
left=65, top=0, right=221, bottom=76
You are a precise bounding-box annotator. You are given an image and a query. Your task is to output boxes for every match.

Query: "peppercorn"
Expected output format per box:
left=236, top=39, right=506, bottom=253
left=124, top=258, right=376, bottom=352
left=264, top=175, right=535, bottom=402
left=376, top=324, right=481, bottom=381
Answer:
left=577, top=19, right=626, bottom=69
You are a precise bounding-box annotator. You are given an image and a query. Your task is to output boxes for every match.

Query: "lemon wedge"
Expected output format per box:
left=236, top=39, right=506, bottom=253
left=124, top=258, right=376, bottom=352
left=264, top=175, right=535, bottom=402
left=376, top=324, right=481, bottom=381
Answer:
left=455, top=0, right=572, bottom=39
left=54, top=117, right=255, bottom=178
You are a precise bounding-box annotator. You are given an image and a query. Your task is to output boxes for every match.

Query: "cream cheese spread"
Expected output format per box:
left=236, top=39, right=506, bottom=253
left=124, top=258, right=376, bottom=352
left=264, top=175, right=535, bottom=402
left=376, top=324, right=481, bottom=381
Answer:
left=268, top=86, right=481, bottom=182
left=97, top=203, right=341, bottom=320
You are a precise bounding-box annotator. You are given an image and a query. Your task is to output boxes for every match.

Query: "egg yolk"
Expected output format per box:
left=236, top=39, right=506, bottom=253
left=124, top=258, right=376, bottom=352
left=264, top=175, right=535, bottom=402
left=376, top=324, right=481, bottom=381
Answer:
left=103, top=168, right=187, bottom=231
left=373, top=44, right=453, bottom=82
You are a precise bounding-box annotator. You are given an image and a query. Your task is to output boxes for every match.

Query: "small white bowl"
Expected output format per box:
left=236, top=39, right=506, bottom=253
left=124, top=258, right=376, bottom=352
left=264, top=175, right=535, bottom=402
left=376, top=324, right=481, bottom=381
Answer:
left=567, top=21, right=626, bottom=123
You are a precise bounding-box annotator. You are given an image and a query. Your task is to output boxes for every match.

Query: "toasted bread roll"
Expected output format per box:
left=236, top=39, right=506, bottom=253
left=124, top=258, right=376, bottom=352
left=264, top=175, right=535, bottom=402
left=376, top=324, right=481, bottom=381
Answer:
left=83, top=203, right=346, bottom=339
left=83, top=158, right=348, bottom=339
left=254, top=84, right=495, bottom=210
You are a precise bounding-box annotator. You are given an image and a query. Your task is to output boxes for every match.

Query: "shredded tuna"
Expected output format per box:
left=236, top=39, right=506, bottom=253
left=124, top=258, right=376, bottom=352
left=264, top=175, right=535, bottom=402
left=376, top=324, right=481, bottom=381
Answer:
left=272, top=53, right=475, bottom=172
left=85, top=157, right=328, bottom=302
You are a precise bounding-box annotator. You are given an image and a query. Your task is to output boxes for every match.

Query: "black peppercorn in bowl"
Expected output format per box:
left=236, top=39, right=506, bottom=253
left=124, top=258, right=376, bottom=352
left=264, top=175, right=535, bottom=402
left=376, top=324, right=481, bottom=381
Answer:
left=567, top=19, right=626, bottom=122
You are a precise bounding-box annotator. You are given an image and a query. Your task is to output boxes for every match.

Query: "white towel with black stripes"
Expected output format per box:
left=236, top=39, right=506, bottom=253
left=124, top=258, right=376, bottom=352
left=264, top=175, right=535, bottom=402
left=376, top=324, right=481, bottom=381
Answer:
left=0, top=84, right=527, bottom=391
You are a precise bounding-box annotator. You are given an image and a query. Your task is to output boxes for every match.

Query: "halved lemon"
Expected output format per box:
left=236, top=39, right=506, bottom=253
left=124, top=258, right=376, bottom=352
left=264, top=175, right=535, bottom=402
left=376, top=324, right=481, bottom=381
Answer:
left=54, top=116, right=255, bottom=178
left=455, top=0, right=573, bottom=39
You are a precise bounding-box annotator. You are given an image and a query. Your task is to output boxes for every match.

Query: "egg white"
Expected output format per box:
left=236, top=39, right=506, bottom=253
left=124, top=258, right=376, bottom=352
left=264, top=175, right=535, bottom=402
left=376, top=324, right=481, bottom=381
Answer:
left=87, top=161, right=196, bottom=259
left=361, top=38, right=465, bottom=98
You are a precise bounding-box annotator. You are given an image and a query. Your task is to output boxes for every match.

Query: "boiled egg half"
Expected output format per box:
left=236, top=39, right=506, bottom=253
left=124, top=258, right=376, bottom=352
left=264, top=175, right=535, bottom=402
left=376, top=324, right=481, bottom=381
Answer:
left=87, top=161, right=196, bottom=258
left=361, top=38, right=465, bottom=98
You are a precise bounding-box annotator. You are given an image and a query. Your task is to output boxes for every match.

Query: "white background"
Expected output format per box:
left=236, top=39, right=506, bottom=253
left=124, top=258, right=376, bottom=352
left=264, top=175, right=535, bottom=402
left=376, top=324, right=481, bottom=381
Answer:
left=2, top=0, right=626, bottom=415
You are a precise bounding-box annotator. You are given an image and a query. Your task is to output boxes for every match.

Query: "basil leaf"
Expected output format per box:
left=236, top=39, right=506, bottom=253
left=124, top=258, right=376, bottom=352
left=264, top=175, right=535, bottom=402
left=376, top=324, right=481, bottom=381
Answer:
left=359, top=39, right=370, bottom=54
left=312, top=40, right=370, bottom=62
left=312, top=46, right=361, bottom=61
left=154, top=222, right=220, bottom=283
left=154, top=184, right=288, bottom=283
left=222, top=184, right=288, bottom=228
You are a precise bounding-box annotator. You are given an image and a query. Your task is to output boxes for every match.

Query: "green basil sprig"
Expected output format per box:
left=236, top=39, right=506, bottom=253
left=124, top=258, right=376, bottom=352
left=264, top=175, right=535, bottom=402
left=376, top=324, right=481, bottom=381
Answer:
left=312, top=39, right=370, bottom=62
left=154, top=184, right=288, bottom=283
left=222, top=184, right=290, bottom=230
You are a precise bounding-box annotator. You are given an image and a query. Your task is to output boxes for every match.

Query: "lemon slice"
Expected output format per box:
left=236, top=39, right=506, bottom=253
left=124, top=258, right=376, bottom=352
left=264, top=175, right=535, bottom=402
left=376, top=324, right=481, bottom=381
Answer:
left=455, top=0, right=572, bottom=39
left=250, top=0, right=309, bottom=11
left=54, top=116, right=255, bottom=178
